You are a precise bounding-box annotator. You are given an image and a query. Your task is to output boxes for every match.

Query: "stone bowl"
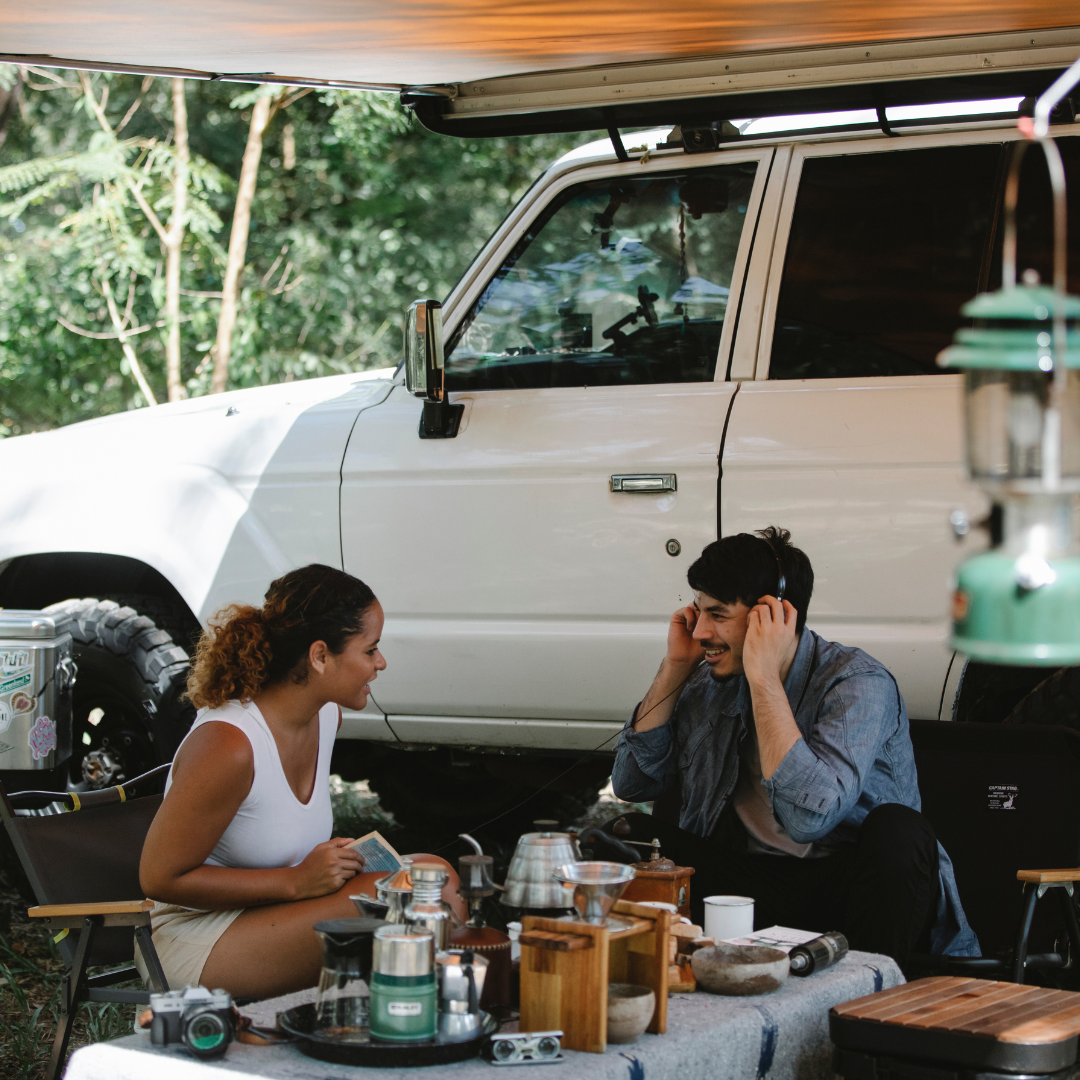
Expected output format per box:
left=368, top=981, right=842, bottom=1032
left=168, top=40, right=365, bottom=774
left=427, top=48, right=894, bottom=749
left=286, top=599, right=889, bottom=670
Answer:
left=606, top=983, right=656, bottom=1044
left=690, top=944, right=789, bottom=996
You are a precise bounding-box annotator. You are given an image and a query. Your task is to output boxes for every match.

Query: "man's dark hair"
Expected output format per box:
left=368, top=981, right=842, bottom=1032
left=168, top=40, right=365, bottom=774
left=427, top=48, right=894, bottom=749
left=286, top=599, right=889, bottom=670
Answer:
left=687, top=526, right=814, bottom=632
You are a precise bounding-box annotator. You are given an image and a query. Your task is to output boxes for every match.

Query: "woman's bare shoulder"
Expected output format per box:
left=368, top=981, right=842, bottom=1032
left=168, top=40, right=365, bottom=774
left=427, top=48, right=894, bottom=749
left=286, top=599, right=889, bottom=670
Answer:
left=172, top=718, right=254, bottom=784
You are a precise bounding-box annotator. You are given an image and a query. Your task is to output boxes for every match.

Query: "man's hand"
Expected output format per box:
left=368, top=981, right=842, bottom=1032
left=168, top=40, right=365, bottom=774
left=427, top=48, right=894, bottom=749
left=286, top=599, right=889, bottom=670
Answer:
left=291, top=838, right=365, bottom=900
left=632, top=605, right=704, bottom=733
left=667, top=604, right=706, bottom=668
left=742, top=596, right=798, bottom=690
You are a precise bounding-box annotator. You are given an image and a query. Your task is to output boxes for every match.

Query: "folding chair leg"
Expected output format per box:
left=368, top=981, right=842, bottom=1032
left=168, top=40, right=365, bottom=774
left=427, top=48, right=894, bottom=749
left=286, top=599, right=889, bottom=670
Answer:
left=1054, top=887, right=1080, bottom=970
left=1014, top=884, right=1041, bottom=984
left=45, top=917, right=96, bottom=1080
left=134, top=923, right=169, bottom=993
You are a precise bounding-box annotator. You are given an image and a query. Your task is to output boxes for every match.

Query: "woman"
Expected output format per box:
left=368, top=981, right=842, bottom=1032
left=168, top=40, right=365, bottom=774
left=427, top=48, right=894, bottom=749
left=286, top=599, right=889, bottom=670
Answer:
left=138, top=564, right=462, bottom=998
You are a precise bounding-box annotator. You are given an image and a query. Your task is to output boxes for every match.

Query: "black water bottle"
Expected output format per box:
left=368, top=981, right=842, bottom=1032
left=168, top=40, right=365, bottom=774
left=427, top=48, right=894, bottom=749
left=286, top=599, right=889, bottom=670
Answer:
left=788, top=932, right=848, bottom=976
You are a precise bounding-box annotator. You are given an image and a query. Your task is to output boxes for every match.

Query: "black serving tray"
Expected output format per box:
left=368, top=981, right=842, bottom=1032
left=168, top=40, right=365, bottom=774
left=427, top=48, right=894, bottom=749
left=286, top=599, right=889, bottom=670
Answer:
left=278, top=1004, right=498, bottom=1067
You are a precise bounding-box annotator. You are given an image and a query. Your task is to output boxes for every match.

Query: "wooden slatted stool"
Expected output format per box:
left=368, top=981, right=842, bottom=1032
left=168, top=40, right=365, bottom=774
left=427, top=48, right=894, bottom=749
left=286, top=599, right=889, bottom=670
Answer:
left=831, top=976, right=1080, bottom=1080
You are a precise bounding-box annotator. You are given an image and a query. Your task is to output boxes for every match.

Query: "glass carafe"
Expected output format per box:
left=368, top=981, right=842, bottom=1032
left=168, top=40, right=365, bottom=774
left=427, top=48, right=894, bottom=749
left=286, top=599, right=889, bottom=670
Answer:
left=313, top=917, right=385, bottom=1038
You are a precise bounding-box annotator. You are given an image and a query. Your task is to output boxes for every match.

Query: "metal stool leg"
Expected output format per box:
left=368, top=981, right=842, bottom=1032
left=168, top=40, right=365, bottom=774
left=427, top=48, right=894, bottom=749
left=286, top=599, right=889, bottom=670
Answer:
left=1014, top=884, right=1042, bottom=984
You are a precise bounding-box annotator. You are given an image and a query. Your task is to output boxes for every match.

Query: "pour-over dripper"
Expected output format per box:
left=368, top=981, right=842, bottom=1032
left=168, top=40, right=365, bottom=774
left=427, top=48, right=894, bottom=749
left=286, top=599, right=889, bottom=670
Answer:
left=553, top=862, right=636, bottom=925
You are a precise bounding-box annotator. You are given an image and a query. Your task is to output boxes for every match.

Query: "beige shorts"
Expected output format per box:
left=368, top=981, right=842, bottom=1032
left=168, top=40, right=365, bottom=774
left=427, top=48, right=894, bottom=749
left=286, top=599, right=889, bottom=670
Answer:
left=134, top=902, right=244, bottom=990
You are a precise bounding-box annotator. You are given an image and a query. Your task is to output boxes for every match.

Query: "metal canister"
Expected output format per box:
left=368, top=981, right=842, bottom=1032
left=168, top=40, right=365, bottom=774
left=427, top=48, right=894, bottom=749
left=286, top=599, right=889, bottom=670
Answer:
left=369, top=925, right=436, bottom=1042
left=404, top=861, right=452, bottom=951
left=0, top=610, right=75, bottom=774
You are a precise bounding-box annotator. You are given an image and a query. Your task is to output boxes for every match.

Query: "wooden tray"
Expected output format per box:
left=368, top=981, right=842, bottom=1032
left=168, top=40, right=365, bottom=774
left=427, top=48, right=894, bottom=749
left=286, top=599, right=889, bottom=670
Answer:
left=278, top=1004, right=498, bottom=1067
left=831, top=977, right=1080, bottom=1074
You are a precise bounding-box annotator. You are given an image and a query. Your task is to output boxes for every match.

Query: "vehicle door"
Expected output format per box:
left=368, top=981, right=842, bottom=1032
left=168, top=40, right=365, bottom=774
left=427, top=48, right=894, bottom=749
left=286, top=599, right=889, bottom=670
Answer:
left=340, top=149, right=771, bottom=744
left=721, top=130, right=1080, bottom=720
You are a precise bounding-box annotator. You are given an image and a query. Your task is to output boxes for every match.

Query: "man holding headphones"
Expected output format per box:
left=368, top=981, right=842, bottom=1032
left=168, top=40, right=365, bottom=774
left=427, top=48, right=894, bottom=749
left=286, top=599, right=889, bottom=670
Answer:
left=609, top=527, right=978, bottom=967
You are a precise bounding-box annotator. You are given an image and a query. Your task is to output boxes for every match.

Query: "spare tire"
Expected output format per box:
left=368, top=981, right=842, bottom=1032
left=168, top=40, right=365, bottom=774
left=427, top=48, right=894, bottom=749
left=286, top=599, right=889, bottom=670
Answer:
left=43, top=598, right=195, bottom=788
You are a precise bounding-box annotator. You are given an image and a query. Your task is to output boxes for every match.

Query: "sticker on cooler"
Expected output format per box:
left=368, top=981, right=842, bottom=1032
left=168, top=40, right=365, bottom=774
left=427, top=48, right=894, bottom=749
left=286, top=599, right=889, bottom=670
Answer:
left=10, top=692, right=34, bottom=714
left=988, top=785, right=1018, bottom=810
left=0, top=649, right=30, bottom=675
left=386, top=1002, right=423, bottom=1017
left=0, top=699, right=10, bottom=734
left=27, top=715, right=56, bottom=760
left=0, top=671, right=32, bottom=697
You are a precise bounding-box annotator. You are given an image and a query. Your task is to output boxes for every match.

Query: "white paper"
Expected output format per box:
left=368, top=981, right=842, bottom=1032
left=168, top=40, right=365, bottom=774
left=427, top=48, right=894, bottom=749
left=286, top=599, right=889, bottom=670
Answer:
left=721, top=925, right=820, bottom=953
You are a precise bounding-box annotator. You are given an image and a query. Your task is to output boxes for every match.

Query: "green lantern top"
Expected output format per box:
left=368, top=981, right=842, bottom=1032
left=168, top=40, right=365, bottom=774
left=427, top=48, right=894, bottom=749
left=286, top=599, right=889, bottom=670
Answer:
left=938, top=285, right=1080, bottom=371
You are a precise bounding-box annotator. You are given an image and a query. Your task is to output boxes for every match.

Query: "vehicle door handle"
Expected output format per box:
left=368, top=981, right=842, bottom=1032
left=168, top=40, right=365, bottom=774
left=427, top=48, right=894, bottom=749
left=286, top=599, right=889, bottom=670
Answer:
left=610, top=474, right=677, bottom=493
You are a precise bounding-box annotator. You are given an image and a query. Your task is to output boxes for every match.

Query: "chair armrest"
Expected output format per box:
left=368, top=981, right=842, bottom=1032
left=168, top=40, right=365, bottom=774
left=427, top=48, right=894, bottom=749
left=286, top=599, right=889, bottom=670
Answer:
left=1017, top=869, right=1080, bottom=883
left=28, top=900, right=154, bottom=918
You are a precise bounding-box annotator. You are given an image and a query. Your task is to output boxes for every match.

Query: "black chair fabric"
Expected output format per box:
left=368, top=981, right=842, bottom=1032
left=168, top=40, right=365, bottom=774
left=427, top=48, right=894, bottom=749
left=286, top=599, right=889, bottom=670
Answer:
left=910, top=720, right=1080, bottom=957
left=3, top=794, right=162, bottom=966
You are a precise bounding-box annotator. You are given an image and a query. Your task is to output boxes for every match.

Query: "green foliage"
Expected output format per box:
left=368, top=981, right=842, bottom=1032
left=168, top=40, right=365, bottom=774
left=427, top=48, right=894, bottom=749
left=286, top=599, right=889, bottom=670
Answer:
left=0, top=70, right=595, bottom=433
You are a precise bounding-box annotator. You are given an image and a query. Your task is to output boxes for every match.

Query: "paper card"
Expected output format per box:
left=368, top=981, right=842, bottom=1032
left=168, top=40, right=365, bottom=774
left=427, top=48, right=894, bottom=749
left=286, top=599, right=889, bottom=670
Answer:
left=346, top=829, right=403, bottom=874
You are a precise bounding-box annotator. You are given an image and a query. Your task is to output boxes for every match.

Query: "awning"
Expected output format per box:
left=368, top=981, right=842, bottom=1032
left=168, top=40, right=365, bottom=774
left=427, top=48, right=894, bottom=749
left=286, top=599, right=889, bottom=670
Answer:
left=1, top=2, right=1078, bottom=133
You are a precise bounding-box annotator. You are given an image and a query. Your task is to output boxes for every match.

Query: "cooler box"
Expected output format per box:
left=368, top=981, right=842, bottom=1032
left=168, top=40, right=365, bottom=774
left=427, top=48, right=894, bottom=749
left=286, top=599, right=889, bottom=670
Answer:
left=831, top=977, right=1080, bottom=1079
left=0, top=609, right=74, bottom=774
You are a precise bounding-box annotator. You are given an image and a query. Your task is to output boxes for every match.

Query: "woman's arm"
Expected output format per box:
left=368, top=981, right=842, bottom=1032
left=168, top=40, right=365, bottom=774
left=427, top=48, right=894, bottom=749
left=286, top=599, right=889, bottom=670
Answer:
left=139, top=721, right=362, bottom=909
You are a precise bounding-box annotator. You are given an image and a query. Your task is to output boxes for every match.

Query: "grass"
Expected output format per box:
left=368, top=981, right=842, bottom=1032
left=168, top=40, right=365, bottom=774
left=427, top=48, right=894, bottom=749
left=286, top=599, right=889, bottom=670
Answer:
left=0, top=869, right=139, bottom=1080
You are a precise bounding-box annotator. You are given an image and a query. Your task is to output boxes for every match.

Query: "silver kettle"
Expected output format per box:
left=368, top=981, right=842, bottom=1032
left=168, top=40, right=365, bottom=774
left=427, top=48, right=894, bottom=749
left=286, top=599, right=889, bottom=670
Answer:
left=501, top=830, right=578, bottom=910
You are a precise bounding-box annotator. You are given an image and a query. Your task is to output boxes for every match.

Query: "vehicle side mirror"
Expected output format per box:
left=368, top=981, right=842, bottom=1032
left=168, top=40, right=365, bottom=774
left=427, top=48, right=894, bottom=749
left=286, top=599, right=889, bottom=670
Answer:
left=404, top=299, right=463, bottom=439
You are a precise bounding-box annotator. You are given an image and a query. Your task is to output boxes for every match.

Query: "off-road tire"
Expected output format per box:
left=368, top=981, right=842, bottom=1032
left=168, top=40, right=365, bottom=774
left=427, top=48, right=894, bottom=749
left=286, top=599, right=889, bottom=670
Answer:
left=43, top=598, right=195, bottom=787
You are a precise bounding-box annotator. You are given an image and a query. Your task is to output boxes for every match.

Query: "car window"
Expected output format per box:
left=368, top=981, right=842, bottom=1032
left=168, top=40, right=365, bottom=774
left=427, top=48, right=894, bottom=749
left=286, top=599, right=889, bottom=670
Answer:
left=770, top=144, right=1004, bottom=379
left=769, top=138, right=1080, bottom=380
left=446, top=163, right=758, bottom=390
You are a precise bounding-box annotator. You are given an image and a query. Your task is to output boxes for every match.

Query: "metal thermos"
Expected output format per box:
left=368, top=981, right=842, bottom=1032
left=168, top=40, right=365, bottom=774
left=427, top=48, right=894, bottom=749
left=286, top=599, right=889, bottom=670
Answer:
left=404, top=861, right=453, bottom=951
left=788, top=932, right=848, bottom=976
left=369, top=925, right=437, bottom=1042
left=0, top=610, right=75, bottom=774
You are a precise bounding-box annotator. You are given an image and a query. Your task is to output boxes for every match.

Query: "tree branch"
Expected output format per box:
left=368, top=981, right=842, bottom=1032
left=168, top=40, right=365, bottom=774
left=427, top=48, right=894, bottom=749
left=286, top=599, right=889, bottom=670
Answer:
left=99, top=275, right=158, bottom=406
left=78, top=71, right=112, bottom=135
left=164, top=78, right=190, bottom=402
left=212, top=91, right=273, bottom=394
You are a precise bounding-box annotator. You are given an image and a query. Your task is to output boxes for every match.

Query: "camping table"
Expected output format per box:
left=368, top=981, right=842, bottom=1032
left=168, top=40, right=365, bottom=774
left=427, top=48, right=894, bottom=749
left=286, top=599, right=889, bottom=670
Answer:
left=64, top=950, right=901, bottom=1080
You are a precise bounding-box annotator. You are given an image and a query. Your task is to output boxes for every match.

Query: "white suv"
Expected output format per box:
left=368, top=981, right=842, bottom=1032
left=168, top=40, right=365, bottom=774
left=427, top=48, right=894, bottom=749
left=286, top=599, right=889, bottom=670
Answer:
left=1, top=98, right=1076, bottom=822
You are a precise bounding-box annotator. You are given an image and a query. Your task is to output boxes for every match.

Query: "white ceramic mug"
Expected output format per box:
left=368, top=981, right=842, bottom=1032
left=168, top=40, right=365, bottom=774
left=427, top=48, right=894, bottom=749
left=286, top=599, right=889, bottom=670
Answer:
left=703, top=895, right=754, bottom=940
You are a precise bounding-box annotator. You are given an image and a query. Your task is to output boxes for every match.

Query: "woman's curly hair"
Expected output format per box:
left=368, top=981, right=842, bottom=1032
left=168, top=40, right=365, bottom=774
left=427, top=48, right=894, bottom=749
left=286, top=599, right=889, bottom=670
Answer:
left=186, top=564, right=378, bottom=710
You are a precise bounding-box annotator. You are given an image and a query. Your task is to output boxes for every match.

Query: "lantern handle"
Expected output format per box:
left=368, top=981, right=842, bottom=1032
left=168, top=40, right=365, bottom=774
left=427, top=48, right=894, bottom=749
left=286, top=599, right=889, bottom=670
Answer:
left=1002, top=60, right=1075, bottom=489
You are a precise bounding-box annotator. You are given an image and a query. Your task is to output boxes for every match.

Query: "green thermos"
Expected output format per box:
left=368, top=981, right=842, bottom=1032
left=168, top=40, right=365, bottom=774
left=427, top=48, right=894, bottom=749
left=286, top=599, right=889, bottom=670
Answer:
left=369, top=925, right=437, bottom=1042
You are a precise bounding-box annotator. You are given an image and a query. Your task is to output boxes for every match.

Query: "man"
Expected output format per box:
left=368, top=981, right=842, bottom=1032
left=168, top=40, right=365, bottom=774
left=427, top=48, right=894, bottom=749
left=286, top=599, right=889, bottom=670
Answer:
left=609, top=527, right=978, bottom=966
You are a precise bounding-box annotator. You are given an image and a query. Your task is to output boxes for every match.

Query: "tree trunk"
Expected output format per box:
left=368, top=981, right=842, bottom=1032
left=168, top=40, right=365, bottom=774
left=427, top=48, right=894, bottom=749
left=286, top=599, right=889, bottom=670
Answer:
left=212, top=92, right=273, bottom=394
left=165, top=78, right=189, bottom=402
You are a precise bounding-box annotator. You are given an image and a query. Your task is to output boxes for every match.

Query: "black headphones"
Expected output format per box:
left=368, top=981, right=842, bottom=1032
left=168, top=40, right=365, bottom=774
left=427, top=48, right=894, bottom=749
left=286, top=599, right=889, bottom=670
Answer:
left=775, top=557, right=786, bottom=602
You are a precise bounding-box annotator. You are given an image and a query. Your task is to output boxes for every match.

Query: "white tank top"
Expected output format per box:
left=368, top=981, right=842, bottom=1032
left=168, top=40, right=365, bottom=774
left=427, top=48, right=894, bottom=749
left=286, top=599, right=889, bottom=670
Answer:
left=166, top=699, right=336, bottom=870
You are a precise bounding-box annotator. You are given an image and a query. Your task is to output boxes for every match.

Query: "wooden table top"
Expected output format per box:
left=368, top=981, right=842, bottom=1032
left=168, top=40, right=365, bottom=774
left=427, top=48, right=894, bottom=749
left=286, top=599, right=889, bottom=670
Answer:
left=832, top=977, right=1080, bottom=1045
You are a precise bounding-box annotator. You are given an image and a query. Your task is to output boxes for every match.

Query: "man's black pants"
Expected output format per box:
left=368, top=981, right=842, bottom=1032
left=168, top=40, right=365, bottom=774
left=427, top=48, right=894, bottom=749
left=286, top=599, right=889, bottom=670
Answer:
left=602, top=804, right=938, bottom=967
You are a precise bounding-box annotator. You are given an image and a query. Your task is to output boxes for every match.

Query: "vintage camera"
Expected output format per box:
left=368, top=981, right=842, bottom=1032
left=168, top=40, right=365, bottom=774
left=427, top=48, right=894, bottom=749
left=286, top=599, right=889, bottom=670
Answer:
left=484, top=1029, right=564, bottom=1065
left=149, top=986, right=234, bottom=1059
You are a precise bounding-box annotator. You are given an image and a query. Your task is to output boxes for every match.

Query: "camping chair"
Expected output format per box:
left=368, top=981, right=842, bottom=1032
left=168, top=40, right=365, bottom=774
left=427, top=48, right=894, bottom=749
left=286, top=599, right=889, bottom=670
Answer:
left=0, top=764, right=170, bottom=1080
left=909, top=720, right=1080, bottom=985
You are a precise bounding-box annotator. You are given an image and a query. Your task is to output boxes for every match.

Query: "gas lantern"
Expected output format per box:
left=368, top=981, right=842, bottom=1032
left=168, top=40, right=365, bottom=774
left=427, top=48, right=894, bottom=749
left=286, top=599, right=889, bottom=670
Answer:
left=940, top=63, right=1080, bottom=663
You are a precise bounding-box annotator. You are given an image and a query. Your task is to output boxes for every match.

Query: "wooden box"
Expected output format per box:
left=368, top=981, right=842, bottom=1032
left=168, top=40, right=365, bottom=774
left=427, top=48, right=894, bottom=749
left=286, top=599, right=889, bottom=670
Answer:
left=621, top=864, right=695, bottom=919
left=519, top=899, right=671, bottom=1053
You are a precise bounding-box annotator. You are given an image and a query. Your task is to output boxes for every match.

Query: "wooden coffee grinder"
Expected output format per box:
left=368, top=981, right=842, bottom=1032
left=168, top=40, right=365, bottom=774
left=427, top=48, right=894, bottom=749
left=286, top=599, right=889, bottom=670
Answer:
left=612, top=818, right=696, bottom=919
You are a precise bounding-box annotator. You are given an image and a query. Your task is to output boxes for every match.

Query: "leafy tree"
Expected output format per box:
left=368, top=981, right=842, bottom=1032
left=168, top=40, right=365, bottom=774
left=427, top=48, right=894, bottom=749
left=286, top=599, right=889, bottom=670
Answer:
left=0, top=67, right=594, bottom=435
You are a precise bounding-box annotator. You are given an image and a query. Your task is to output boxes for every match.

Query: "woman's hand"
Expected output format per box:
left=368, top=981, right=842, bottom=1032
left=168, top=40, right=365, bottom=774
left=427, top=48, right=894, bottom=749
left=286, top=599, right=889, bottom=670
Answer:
left=291, top=838, right=365, bottom=900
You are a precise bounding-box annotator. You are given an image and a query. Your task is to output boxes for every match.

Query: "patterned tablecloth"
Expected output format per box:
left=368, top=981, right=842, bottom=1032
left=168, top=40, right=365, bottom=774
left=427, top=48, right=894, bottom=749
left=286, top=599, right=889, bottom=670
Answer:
left=64, top=950, right=902, bottom=1080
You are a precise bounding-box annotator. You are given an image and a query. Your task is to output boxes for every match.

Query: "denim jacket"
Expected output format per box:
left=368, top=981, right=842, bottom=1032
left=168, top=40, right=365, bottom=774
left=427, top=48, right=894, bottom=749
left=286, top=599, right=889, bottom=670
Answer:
left=611, top=629, right=980, bottom=957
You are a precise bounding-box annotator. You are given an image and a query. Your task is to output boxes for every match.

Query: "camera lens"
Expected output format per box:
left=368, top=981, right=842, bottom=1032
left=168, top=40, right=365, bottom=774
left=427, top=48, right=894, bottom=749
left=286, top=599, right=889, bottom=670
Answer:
left=184, top=1011, right=230, bottom=1058
left=491, top=1038, right=518, bottom=1062
left=536, top=1036, right=560, bottom=1058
